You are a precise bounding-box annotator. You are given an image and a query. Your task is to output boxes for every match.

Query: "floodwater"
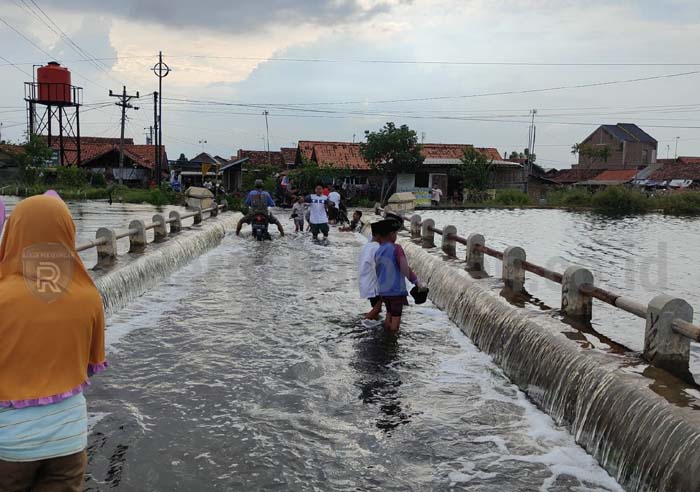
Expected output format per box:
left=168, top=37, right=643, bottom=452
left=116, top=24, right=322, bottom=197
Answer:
left=7, top=197, right=698, bottom=490
left=421, top=208, right=700, bottom=378
left=83, top=214, right=621, bottom=491
left=0, top=195, right=188, bottom=267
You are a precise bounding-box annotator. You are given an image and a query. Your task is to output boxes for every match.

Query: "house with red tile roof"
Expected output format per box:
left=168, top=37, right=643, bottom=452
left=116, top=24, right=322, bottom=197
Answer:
left=294, top=140, right=534, bottom=204
left=649, top=157, right=700, bottom=187
left=49, top=137, right=167, bottom=186
left=235, top=149, right=284, bottom=168
left=576, top=169, right=638, bottom=187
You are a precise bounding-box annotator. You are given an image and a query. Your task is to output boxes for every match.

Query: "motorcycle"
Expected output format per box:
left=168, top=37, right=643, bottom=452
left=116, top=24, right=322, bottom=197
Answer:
left=251, top=214, right=272, bottom=241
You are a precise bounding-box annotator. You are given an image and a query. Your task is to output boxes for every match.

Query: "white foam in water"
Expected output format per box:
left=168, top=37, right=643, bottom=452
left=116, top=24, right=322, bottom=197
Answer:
left=438, top=322, right=622, bottom=491
left=104, top=247, right=225, bottom=350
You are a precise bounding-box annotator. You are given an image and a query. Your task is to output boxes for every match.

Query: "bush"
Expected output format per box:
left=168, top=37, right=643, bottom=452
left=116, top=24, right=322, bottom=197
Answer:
left=225, top=195, right=247, bottom=213
left=491, top=189, right=533, bottom=206
left=591, top=187, right=650, bottom=215
left=656, top=192, right=700, bottom=216
left=547, top=189, right=592, bottom=208
left=90, top=172, right=107, bottom=188
left=55, top=166, right=89, bottom=187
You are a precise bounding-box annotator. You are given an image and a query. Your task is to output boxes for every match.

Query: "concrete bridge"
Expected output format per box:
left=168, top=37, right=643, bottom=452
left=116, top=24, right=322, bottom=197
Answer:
left=76, top=206, right=699, bottom=491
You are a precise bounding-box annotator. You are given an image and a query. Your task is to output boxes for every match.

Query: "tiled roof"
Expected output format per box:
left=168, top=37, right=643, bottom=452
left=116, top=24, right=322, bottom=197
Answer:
left=312, top=142, right=368, bottom=170
left=651, top=161, right=700, bottom=181
left=189, top=152, right=219, bottom=165
left=599, top=123, right=656, bottom=143
left=590, top=169, right=638, bottom=182
left=300, top=141, right=502, bottom=170
left=53, top=141, right=166, bottom=170
left=0, top=144, right=23, bottom=156
left=236, top=149, right=284, bottom=168
left=550, top=168, right=601, bottom=184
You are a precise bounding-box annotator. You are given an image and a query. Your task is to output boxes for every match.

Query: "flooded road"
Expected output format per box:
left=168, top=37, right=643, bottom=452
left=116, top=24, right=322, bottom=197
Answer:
left=84, top=221, right=620, bottom=491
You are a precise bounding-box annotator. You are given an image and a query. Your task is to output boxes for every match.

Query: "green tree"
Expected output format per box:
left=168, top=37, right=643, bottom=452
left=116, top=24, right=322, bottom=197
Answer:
left=359, top=122, right=424, bottom=204
left=287, top=159, right=342, bottom=194
left=14, top=135, right=53, bottom=184
left=573, top=143, right=611, bottom=164
left=454, top=147, right=493, bottom=202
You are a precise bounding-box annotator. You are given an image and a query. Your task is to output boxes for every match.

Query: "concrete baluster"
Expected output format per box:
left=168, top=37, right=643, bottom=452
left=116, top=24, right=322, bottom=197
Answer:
left=502, top=246, right=526, bottom=293
left=95, top=228, right=117, bottom=269
left=466, top=233, right=485, bottom=272
left=169, top=211, right=182, bottom=234
left=644, top=295, right=693, bottom=379
left=562, top=266, right=593, bottom=321
left=410, top=214, right=422, bottom=239
left=421, top=218, right=435, bottom=248
left=193, top=206, right=203, bottom=226
left=128, top=219, right=147, bottom=253
left=152, top=214, right=167, bottom=242
left=442, top=225, right=457, bottom=257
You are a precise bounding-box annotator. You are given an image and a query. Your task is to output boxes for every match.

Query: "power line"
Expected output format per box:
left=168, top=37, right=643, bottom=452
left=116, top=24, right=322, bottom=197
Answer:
left=0, top=13, right=111, bottom=90
left=0, top=54, right=32, bottom=77
left=4, top=54, right=700, bottom=67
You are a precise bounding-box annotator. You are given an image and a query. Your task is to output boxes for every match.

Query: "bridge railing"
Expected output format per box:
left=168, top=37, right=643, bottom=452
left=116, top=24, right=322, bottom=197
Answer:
left=376, top=206, right=699, bottom=381
left=78, top=204, right=227, bottom=269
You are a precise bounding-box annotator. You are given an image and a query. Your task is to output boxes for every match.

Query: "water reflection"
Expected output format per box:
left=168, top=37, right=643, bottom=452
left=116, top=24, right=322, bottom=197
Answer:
left=353, top=327, right=412, bottom=432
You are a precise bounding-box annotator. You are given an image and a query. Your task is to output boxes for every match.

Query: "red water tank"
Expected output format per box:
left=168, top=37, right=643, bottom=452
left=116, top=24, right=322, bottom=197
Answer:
left=37, top=62, right=72, bottom=104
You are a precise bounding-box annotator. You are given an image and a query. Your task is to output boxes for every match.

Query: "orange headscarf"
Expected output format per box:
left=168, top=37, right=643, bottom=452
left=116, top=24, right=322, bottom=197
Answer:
left=0, top=195, right=106, bottom=403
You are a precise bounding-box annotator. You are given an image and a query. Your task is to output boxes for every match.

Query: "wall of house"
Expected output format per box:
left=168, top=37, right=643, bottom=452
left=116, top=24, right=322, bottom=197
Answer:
left=578, top=127, right=624, bottom=169
left=577, top=128, right=657, bottom=170
left=489, top=167, right=522, bottom=188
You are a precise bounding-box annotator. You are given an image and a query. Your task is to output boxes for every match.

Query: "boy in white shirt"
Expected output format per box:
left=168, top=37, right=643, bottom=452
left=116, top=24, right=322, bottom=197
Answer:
left=305, top=184, right=331, bottom=241
left=358, top=222, right=382, bottom=320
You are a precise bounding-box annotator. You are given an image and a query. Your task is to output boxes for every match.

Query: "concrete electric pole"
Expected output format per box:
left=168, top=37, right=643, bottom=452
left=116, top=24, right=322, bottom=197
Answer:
left=110, top=86, right=140, bottom=185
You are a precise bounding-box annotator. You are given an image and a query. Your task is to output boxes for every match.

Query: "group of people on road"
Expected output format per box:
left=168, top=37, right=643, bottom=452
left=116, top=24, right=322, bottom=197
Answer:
left=236, top=180, right=425, bottom=332
left=237, top=181, right=358, bottom=241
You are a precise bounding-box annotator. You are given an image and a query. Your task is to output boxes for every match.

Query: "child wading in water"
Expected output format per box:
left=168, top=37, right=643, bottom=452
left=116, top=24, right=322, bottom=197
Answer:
left=291, top=196, right=306, bottom=233
left=358, top=222, right=383, bottom=321
left=374, top=218, right=421, bottom=332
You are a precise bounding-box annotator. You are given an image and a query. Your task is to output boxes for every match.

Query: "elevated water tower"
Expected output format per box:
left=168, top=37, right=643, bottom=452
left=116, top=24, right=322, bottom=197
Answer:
left=25, top=62, right=83, bottom=166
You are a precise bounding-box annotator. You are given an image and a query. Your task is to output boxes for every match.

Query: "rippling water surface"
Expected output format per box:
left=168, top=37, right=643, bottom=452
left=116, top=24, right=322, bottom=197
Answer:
left=84, top=215, right=621, bottom=491
left=0, top=196, right=188, bottom=266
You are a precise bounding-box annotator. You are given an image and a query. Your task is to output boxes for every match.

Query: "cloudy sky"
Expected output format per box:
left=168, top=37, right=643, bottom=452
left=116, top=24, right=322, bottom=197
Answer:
left=1, top=0, right=700, bottom=168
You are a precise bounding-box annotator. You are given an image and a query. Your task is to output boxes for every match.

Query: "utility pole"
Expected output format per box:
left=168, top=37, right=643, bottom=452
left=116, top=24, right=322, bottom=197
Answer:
left=109, top=86, right=140, bottom=185
left=152, top=52, right=170, bottom=185
left=144, top=126, right=153, bottom=145
left=675, top=136, right=680, bottom=159
left=153, top=91, right=159, bottom=181
left=525, top=109, right=537, bottom=194
left=263, top=110, right=271, bottom=165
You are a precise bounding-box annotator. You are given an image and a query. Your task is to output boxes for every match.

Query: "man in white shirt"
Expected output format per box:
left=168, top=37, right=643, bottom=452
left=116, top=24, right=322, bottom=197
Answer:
left=358, top=222, right=382, bottom=320
left=431, top=185, right=443, bottom=206
left=327, top=185, right=342, bottom=224
left=305, top=184, right=331, bottom=240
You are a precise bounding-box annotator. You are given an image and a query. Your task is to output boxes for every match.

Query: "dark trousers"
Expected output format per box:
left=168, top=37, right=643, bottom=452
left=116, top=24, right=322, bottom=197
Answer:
left=0, top=451, right=86, bottom=492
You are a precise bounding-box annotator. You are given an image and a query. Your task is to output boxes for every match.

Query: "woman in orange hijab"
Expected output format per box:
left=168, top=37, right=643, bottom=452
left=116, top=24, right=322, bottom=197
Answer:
left=0, top=193, right=107, bottom=492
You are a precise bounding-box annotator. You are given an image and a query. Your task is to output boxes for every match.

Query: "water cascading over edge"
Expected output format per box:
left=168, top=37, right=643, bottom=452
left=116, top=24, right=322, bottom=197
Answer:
left=93, top=213, right=242, bottom=314
left=399, top=237, right=700, bottom=492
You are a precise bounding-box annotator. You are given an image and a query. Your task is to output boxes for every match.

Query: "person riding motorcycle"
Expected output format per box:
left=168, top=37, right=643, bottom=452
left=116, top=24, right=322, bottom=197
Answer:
left=236, top=179, right=285, bottom=236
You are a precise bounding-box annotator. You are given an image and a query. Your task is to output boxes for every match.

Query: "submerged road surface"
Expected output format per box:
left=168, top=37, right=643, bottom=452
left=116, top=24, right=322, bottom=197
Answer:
left=85, top=223, right=622, bottom=491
